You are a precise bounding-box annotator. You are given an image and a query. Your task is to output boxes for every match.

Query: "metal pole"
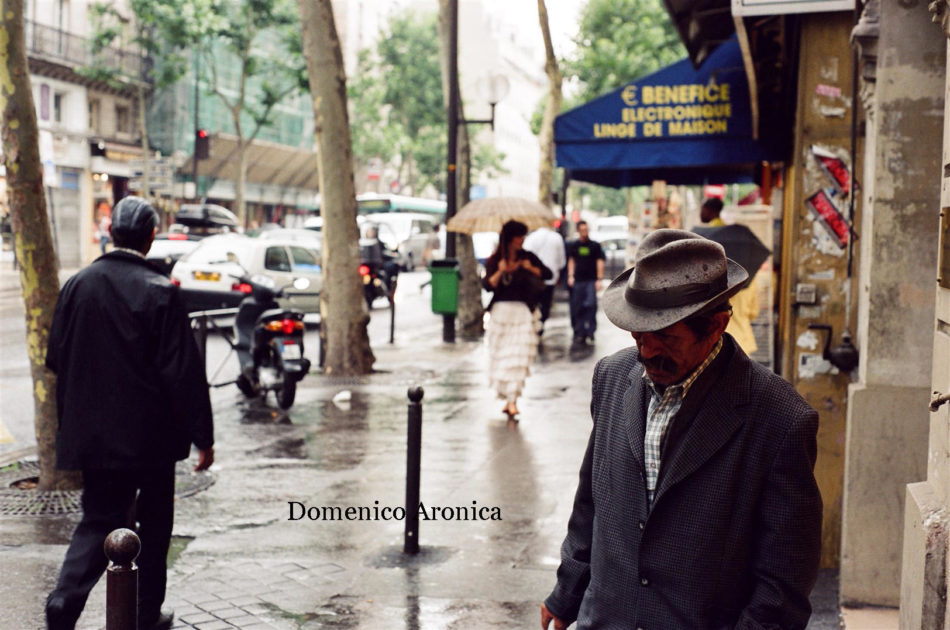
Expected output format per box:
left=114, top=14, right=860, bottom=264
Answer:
left=389, top=294, right=395, bottom=344
left=443, top=0, right=458, bottom=344
left=192, top=52, right=199, bottom=200
left=404, top=386, right=424, bottom=554
left=105, top=528, right=140, bottom=630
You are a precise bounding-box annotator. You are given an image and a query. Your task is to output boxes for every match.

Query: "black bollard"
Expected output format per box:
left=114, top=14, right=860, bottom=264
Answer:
left=104, top=528, right=141, bottom=630
left=389, top=294, right=396, bottom=344
left=404, top=386, right=424, bottom=554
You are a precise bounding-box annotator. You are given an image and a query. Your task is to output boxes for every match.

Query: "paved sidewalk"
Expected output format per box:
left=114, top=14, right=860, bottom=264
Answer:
left=1, top=279, right=847, bottom=629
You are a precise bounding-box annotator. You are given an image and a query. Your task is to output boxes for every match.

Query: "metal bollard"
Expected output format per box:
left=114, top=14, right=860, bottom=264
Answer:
left=404, top=386, right=424, bottom=554
left=104, top=528, right=140, bottom=630
left=389, top=294, right=396, bottom=344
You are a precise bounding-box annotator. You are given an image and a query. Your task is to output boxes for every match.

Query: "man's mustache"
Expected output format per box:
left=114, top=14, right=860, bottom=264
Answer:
left=639, top=354, right=678, bottom=374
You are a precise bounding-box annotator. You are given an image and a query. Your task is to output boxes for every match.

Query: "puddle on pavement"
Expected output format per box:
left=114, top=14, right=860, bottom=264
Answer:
left=246, top=434, right=308, bottom=459
left=365, top=545, right=455, bottom=569
left=239, top=400, right=292, bottom=424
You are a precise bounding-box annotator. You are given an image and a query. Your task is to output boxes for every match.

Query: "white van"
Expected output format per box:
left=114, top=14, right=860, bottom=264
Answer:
left=364, top=212, right=439, bottom=270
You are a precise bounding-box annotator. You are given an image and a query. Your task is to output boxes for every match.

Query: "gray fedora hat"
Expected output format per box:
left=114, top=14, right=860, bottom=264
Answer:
left=603, top=229, right=748, bottom=333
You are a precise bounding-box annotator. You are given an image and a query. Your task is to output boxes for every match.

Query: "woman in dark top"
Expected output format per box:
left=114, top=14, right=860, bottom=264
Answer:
left=482, top=220, right=552, bottom=419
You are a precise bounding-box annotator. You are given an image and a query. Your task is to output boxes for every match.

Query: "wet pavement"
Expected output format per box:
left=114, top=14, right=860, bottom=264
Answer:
left=0, top=265, right=843, bottom=629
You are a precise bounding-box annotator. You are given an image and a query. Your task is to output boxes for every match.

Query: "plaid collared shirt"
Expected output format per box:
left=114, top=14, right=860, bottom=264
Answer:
left=642, top=337, right=723, bottom=505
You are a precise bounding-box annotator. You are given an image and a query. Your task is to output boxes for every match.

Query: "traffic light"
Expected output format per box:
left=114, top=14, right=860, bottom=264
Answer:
left=195, top=128, right=210, bottom=160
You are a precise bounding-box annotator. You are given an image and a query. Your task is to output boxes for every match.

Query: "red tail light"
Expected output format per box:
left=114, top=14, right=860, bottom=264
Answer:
left=232, top=282, right=253, bottom=294
left=170, top=277, right=181, bottom=286
left=264, top=318, right=304, bottom=333
left=167, top=233, right=188, bottom=240
left=358, top=264, right=370, bottom=276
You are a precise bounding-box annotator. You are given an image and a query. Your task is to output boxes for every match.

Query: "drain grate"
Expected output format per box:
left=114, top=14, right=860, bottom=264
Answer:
left=0, top=460, right=215, bottom=516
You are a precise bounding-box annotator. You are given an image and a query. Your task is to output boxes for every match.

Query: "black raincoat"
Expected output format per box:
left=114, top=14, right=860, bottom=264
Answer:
left=46, top=251, right=213, bottom=470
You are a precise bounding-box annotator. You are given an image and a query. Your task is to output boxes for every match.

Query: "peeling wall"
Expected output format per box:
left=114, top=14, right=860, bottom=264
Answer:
left=780, top=13, right=861, bottom=568
left=843, top=0, right=943, bottom=608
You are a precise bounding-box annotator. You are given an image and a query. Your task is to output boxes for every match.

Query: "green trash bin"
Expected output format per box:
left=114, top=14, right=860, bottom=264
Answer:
left=428, top=258, right=460, bottom=314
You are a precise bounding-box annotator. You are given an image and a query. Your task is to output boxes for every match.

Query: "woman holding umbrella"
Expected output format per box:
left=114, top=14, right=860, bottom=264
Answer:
left=482, top=220, right=552, bottom=419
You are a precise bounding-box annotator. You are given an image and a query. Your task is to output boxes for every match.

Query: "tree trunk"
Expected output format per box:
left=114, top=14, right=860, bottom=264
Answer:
left=237, top=140, right=248, bottom=227
left=137, top=84, right=151, bottom=199
left=455, top=102, right=483, bottom=339
left=537, top=0, right=562, bottom=209
left=298, top=0, right=374, bottom=375
left=437, top=0, right=483, bottom=338
left=1, top=0, right=79, bottom=490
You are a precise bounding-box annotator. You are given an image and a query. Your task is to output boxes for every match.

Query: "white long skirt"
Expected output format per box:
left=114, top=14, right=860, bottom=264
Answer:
left=486, top=301, right=541, bottom=404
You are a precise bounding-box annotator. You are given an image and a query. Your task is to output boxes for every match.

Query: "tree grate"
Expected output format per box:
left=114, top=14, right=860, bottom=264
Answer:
left=0, top=460, right=215, bottom=516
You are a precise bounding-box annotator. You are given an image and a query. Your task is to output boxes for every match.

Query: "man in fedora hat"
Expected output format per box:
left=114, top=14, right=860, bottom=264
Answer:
left=541, top=229, right=822, bottom=630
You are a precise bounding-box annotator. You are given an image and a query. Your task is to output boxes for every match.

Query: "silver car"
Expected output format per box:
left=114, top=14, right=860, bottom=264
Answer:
left=171, top=234, right=322, bottom=313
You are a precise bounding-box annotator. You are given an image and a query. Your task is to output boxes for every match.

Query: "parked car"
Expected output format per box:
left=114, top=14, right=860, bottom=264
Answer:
left=146, top=204, right=242, bottom=275
left=147, top=233, right=203, bottom=275
left=257, top=228, right=323, bottom=250
left=363, top=212, right=439, bottom=270
left=171, top=234, right=323, bottom=313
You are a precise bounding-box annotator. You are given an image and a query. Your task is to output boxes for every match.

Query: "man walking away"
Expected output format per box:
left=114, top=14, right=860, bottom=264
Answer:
left=45, top=196, right=214, bottom=630
left=524, top=225, right=566, bottom=336
left=542, top=229, right=821, bottom=630
left=566, top=221, right=605, bottom=344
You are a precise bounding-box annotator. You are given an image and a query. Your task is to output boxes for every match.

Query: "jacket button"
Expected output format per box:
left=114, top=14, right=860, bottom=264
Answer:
left=640, top=576, right=649, bottom=586
left=638, top=520, right=645, bottom=530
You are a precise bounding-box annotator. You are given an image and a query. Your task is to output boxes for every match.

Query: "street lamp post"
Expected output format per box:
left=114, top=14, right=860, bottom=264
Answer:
left=444, top=0, right=509, bottom=342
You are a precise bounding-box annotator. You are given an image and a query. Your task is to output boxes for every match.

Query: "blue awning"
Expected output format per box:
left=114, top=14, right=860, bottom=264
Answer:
left=554, top=36, right=785, bottom=188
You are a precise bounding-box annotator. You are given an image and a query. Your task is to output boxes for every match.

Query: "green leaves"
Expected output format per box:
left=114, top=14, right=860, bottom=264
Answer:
left=566, top=0, right=685, bottom=103
left=348, top=10, right=446, bottom=193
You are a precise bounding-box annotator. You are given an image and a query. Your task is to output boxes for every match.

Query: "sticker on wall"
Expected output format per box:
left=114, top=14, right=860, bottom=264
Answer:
left=810, top=145, right=856, bottom=196
left=798, top=352, right=839, bottom=379
left=806, top=189, right=849, bottom=249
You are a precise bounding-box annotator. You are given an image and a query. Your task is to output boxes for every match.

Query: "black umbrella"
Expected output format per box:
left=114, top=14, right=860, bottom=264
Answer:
left=692, top=224, right=771, bottom=277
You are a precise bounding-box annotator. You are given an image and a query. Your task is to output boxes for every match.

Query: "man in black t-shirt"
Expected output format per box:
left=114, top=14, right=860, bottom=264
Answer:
left=566, top=221, right=606, bottom=344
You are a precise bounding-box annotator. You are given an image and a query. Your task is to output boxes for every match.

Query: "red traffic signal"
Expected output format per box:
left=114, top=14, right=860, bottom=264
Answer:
left=195, top=129, right=210, bottom=160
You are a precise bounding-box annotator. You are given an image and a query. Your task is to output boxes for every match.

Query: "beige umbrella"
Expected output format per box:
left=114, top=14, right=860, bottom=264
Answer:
left=446, top=197, right=557, bottom=234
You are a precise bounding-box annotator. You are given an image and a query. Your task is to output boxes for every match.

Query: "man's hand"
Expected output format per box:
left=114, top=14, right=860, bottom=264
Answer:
left=540, top=603, right=567, bottom=630
left=195, top=447, right=214, bottom=471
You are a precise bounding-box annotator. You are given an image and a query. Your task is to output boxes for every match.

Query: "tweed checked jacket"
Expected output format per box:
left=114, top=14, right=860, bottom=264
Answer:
left=544, top=335, right=822, bottom=630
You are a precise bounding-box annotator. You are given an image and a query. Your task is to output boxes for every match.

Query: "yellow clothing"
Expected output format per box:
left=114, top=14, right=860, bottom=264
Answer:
left=727, top=280, right=760, bottom=355
left=708, top=217, right=725, bottom=226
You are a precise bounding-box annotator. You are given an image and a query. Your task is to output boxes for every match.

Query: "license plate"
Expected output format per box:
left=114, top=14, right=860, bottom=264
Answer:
left=193, top=270, right=221, bottom=281
left=282, top=343, right=301, bottom=360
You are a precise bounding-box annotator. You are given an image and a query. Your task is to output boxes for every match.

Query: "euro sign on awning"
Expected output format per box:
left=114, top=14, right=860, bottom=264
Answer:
left=554, top=35, right=785, bottom=188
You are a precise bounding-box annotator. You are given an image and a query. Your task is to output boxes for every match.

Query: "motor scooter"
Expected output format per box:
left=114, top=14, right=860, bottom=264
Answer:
left=230, top=274, right=315, bottom=409
left=359, top=239, right=398, bottom=310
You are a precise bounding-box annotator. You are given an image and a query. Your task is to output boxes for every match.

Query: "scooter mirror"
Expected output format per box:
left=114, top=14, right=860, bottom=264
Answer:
left=292, top=277, right=311, bottom=290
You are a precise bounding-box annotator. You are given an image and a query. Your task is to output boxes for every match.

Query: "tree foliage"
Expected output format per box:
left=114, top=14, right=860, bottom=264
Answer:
left=349, top=9, right=504, bottom=195
left=348, top=10, right=445, bottom=194
left=531, top=0, right=685, bottom=135
left=566, top=0, right=685, bottom=103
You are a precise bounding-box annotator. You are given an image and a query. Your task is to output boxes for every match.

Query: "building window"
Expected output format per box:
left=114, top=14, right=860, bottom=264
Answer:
left=88, top=99, right=100, bottom=133
left=115, top=104, right=130, bottom=135
left=53, top=92, right=64, bottom=124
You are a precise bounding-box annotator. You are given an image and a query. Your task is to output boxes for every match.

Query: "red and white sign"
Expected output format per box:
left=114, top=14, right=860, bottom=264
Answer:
left=811, top=145, right=852, bottom=195
left=806, top=190, right=849, bottom=248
